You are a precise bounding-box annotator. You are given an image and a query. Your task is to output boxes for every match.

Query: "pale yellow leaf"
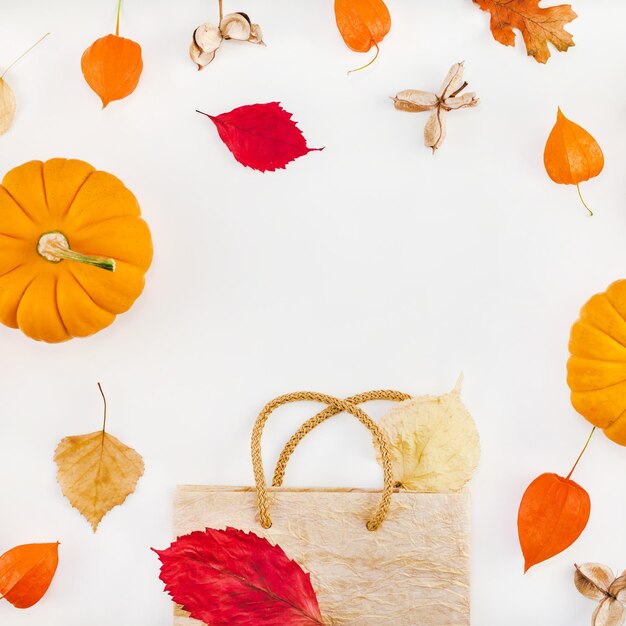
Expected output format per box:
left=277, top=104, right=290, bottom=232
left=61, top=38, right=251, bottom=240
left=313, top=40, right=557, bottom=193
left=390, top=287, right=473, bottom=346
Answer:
left=54, top=430, right=144, bottom=531
left=377, top=377, right=480, bottom=491
left=0, top=78, right=16, bottom=136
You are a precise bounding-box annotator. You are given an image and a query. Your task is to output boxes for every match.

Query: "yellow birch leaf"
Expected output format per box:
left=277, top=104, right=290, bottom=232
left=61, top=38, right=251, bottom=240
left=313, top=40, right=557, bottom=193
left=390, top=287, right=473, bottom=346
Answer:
left=377, top=376, right=480, bottom=491
left=54, top=384, right=144, bottom=531
left=0, top=78, right=16, bottom=136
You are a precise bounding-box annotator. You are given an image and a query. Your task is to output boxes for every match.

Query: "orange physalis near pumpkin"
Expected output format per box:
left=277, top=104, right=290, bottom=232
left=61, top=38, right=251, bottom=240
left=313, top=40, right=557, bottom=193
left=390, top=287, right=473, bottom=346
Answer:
left=81, top=0, right=143, bottom=107
left=544, top=108, right=604, bottom=216
left=568, top=280, right=626, bottom=445
left=334, top=0, right=391, bottom=72
left=0, top=542, right=59, bottom=608
left=0, top=158, right=153, bottom=343
left=517, top=428, right=594, bottom=572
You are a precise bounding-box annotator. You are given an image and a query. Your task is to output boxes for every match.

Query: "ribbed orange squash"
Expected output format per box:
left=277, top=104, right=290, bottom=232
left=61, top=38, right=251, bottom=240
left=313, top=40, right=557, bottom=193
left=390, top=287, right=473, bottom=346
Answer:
left=0, top=159, right=152, bottom=343
left=567, top=280, right=626, bottom=445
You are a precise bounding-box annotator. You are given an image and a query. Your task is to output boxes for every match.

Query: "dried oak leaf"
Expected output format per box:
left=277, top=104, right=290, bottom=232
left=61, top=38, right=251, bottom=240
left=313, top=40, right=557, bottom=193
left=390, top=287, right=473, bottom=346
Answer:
left=0, top=543, right=59, bottom=608
left=377, top=377, right=480, bottom=491
left=54, top=384, right=144, bottom=531
left=153, top=527, right=325, bottom=626
left=473, top=0, right=577, bottom=64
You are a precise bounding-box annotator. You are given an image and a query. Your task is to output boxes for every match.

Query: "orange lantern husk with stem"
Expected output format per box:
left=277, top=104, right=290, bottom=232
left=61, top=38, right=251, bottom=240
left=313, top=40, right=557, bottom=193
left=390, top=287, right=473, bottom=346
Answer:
left=543, top=108, right=604, bottom=216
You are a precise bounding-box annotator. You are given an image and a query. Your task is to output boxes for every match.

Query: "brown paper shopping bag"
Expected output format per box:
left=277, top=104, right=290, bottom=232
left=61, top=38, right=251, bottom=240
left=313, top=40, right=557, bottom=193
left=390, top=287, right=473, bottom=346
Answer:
left=173, top=391, right=471, bottom=626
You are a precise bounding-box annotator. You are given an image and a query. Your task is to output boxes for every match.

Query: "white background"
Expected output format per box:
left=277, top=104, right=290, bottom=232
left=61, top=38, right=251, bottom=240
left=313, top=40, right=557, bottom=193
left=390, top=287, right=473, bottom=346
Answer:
left=0, top=1, right=625, bottom=625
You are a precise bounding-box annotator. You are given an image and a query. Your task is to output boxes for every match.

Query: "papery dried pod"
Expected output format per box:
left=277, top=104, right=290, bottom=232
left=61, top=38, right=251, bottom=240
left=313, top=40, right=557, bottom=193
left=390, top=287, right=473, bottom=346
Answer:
left=392, top=90, right=437, bottom=113
left=443, top=93, right=479, bottom=110
left=424, top=108, right=446, bottom=153
left=610, top=574, right=626, bottom=602
left=195, top=22, right=223, bottom=52
left=575, top=563, right=614, bottom=601
left=190, top=23, right=222, bottom=70
left=220, top=12, right=251, bottom=41
left=249, top=23, right=265, bottom=45
left=592, top=598, right=626, bottom=626
left=190, top=39, right=217, bottom=70
left=439, top=62, right=466, bottom=99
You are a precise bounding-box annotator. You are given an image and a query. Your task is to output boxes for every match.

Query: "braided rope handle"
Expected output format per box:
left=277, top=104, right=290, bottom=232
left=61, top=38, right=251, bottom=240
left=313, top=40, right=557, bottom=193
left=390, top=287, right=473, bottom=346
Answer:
left=271, top=390, right=411, bottom=487
left=251, top=391, right=409, bottom=532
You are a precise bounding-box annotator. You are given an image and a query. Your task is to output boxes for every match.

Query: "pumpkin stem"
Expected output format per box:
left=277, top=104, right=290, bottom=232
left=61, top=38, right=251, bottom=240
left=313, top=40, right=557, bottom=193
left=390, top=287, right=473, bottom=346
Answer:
left=37, top=231, right=116, bottom=272
left=576, top=184, right=593, bottom=217
left=1, top=32, right=50, bottom=80
left=218, top=0, right=223, bottom=23
left=347, top=43, right=380, bottom=76
left=115, top=0, right=122, bottom=36
left=566, top=426, right=596, bottom=480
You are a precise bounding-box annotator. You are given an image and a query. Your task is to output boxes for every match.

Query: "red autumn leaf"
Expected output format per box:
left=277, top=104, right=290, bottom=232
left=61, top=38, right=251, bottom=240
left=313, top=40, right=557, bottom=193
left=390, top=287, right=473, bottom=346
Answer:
left=0, top=542, right=59, bottom=608
left=518, top=473, right=590, bottom=572
left=197, top=102, right=322, bottom=172
left=153, top=527, right=325, bottom=626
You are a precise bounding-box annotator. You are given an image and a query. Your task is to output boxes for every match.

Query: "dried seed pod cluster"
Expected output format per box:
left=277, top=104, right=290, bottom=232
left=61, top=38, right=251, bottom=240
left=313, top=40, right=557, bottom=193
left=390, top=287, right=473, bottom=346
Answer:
left=393, top=62, right=479, bottom=153
left=575, top=563, right=626, bottom=626
left=190, top=12, right=264, bottom=70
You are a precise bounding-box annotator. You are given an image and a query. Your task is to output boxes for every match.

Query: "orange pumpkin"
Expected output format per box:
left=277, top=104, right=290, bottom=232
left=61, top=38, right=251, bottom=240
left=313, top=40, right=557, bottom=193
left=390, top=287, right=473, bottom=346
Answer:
left=0, top=159, right=152, bottom=343
left=568, top=280, right=626, bottom=445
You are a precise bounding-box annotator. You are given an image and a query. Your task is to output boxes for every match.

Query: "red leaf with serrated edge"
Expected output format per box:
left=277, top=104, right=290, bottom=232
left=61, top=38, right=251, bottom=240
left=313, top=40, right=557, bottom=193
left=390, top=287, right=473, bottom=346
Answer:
left=153, top=527, right=325, bottom=626
left=518, top=473, right=590, bottom=572
left=197, top=102, right=322, bottom=172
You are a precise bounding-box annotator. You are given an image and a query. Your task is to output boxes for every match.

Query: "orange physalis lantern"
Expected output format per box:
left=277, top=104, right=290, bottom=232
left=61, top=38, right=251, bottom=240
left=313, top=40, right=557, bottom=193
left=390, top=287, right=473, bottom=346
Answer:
left=544, top=108, right=604, bottom=215
left=81, top=0, right=143, bottom=107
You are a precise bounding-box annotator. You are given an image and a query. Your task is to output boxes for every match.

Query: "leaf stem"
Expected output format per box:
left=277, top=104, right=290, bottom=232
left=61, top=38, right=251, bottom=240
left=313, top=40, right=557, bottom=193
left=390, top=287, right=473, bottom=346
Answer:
left=576, top=183, right=593, bottom=217
left=1, top=32, right=50, bottom=79
left=98, top=382, right=108, bottom=433
left=115, top=0, right=122, bottom=36
left=566, top=426, right=596, bottom=480
left=218, top=0, right=223, bottom=23
left=347, top=43, right=379, bottom=75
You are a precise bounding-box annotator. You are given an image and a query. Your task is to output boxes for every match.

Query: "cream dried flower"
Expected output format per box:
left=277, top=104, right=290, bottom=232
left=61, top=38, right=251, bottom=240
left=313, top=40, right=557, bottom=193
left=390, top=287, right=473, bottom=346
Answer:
left=393, top=62, right=479, bottom=153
